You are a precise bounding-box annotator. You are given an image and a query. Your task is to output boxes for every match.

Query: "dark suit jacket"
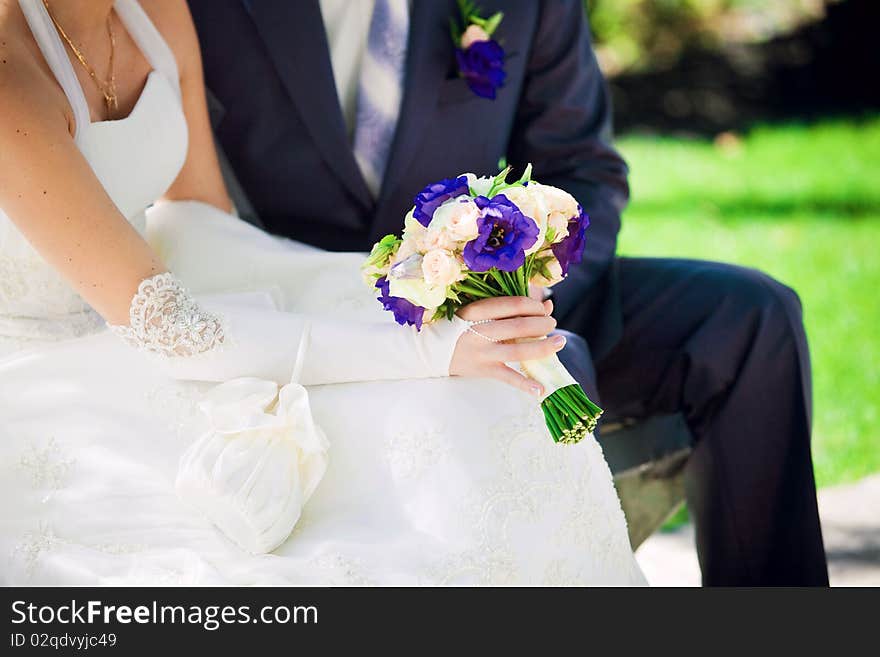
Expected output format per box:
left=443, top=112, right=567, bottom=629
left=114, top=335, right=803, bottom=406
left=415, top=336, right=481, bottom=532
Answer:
left=188, top=0, right=629, bottom=360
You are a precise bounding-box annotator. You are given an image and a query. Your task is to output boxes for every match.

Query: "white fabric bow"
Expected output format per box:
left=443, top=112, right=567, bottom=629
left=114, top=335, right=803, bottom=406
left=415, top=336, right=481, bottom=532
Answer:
left=175, top=377, right=329, bottom=554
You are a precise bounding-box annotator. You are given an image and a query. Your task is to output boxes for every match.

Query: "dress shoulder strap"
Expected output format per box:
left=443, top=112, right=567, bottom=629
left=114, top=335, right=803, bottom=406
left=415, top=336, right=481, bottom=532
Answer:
left=114, top=0, right=182, bottom=100
left=17, top=0, right=91, bottom=140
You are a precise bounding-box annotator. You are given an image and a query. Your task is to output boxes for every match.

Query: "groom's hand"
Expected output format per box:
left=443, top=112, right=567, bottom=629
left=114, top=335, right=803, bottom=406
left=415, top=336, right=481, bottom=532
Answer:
left=451, top=297, right=564, bottom=397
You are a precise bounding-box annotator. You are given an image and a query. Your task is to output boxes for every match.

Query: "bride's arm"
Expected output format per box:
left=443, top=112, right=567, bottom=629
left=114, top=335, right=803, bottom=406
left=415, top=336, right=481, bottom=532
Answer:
left=0, top=50, right=164, bottom=328
left=0, top=58, right=561, bottom=391
left=0, top=75, right=445, bottom=383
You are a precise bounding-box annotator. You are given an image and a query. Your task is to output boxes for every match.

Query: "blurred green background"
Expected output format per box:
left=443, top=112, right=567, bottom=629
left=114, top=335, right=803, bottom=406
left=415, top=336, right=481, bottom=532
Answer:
left=584, top=0, right=879, bottom=496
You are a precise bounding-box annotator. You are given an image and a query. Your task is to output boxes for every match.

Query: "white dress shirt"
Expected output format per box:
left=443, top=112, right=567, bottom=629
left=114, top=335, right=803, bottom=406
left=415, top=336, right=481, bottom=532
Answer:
left=318, top=0, right=376, bottom=138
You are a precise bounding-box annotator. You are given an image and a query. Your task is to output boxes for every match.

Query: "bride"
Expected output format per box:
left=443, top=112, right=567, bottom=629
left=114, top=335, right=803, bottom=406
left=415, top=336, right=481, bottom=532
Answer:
left=0, top=0, right=645, bottom=585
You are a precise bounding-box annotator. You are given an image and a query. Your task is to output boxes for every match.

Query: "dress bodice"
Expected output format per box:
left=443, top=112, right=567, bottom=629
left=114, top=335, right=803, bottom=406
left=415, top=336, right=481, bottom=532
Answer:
left=0, top=0, right=188, bottom=341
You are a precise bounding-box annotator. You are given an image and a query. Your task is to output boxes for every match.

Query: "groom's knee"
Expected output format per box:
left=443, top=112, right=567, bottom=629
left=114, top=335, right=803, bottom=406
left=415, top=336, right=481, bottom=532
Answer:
left=697, top=262, right=806, bottom=357
left=689, top=262, right=811, bottom=421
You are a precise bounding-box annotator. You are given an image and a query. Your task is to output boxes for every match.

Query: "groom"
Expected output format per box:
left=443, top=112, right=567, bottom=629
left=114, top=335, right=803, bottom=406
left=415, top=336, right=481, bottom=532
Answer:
left=188, top=0, right=828, bottom=586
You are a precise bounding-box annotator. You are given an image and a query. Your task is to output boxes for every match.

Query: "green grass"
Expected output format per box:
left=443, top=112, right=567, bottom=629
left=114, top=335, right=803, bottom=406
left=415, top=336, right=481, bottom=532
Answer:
left=615, top=116, right=880, bottom=491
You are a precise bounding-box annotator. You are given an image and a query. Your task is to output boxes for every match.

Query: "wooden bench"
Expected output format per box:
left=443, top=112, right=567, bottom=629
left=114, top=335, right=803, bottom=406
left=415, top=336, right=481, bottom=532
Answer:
left=598, top=413, right=694, bottom=549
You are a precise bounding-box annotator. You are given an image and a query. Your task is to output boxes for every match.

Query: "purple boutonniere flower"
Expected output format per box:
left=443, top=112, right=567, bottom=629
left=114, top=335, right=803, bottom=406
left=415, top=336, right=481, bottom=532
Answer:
left=456, top=40, right=506, bottom=100
left=413, top=175, right=470, bottom=227
left=552, top=205, right=590, bottom=276
left=451, top=1, right=505, bottom=100
left=463, top=195, right=539, bottom=272
left=375, top=276, right=426, bottom=329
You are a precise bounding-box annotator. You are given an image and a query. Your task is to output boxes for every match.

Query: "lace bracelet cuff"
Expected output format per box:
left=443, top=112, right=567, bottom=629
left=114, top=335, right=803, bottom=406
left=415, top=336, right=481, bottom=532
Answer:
left=109, top=272, right=225, bottom=357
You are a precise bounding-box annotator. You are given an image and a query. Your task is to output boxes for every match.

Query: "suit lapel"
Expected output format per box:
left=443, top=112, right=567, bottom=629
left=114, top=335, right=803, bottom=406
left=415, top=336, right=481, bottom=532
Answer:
left=378, top=0, right=456, bottom=209
left=244, top=0, right=373, bottom=208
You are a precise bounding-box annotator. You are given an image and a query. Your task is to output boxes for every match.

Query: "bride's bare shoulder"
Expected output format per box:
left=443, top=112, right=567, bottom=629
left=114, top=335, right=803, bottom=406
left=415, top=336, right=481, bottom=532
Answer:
left=0, top=0, right=72, bottom=132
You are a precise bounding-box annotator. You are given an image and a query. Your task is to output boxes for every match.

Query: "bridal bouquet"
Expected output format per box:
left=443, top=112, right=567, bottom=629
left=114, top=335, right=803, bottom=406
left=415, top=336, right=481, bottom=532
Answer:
left=362, top=166, right=602, bottom=444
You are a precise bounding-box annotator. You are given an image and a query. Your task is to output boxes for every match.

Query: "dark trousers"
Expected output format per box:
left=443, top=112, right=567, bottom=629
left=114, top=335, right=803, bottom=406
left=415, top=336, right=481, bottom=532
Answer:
left=560, top=257, right=829, bottom=586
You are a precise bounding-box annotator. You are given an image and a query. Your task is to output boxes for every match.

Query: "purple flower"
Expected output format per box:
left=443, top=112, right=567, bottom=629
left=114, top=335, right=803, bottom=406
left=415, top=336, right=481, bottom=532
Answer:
left=455, top=40, right=506, bottom=100
left=462, top=195, right=539, bottom=272
left=552, top=205, right=590, bottom=276
left=413, top=176, right=470, bottom=227
left=375, top=276, right=426, bottom=330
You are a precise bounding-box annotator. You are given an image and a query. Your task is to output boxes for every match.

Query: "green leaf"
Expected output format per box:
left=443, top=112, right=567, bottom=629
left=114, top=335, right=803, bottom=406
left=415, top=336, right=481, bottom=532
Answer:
left=449, top=16, right=462, bottom=44
left=363, top=233, right=402, bottom=270
left=484, top=11, right=504, bottom=37
left=536, top=259, right=552, bottom=280
left=492, top=166, right=512, bottom=187
left=487, top=165, right=512, bottom=197
left=516, top=162, right=533, bottom=186
left=458, top=0, right=478, bottom=22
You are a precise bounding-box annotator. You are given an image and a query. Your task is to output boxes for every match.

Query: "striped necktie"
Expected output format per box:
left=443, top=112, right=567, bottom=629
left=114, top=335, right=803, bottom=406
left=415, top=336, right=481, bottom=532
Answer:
left=353, top=0, right=410, bottom=198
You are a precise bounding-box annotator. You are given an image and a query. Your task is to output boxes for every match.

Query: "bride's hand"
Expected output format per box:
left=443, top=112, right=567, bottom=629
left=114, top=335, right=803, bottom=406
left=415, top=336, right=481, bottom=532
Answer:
left=451, top=296, right=564, bottom=396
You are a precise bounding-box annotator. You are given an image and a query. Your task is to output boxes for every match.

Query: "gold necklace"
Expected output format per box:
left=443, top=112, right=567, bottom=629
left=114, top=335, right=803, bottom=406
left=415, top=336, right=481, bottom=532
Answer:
left=42, top=0, right=118, bottom=117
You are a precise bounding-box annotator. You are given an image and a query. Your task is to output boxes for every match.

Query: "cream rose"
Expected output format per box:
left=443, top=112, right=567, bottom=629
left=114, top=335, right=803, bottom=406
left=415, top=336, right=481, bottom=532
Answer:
left=531, top=182, right=578, bottom=243
left=461, top=24, right=490, bottom=49
left=421, top=249, right=463, bottom=287
left=533, top=182, right=579, bottom=218
left=419, top=226, right=458, bottom=252
left=394, top=235, right=420, bottom=262
left=430, top=198, right=480, bottom=241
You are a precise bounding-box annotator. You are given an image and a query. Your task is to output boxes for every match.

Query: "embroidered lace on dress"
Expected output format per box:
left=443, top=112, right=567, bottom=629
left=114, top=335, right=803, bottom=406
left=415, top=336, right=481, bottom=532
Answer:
left=109, top=272, right=225, bottom=357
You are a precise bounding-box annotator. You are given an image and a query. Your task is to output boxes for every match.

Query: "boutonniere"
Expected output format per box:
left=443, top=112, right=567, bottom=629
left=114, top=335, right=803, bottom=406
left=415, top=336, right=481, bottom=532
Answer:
left=450, top=0, right=506, bottom=99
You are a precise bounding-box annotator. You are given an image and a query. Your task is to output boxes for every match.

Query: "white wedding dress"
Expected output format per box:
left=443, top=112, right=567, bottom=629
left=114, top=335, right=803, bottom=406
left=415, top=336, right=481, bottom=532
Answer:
left=0, top=0, right=645, bottom=585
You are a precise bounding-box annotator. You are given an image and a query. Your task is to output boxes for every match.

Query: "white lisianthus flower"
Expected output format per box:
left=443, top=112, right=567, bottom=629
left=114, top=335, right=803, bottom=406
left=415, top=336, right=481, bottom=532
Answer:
left=388, top=276, right=448, bottom=310
left=463, top=172, right=493, bottom=197
left=422, top=248, right=464, bottom=287
left=502, top=185, right=549, bottom=255
left=403, top=208, right=427, bottom=239
left=430, top=197, right=480, bottom=242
